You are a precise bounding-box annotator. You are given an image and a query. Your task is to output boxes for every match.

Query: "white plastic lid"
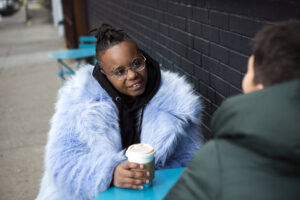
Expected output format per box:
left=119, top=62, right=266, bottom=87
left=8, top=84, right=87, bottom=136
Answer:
left=126, top=144, right=155, bottom=164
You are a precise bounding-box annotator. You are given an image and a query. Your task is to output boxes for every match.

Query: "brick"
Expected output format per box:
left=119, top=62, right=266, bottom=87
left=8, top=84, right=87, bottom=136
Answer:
left=201, top=96, right=212, bottom=113
left=202, top=55, right=223, bottom=77
left=202, top=24, right=219, bottom=43
left=187, top=20, right=202, bottom=37
left=171, top=51, right=182, bottom=67
left=195, top=0, right=207, bottom=8
left=147, top=28, right=158, bottom=41
left=150, top=19, right=160, bottom=30
left=141, top=0, right=159, bottom=8
left=194, top=36, right=209, bottom=54
left=209, top=10, right=229, bottom=30
left=210, top=74, right=229, bottom=97
left=169, top=26, right=193, bottom=47
left=194, top=65, right=210, bottom=83
left=210, top=43, right=229, bottom=64
left=183, top=0, right=197, bottom=6
left=186, top=74, right=197, bottom=87
left=167, top=2, right=193, bottom=18
left=222, top=64, right=242, bottom=88
left=207, top=0, right=255, bottom=17
left=255, top=1, right=300, bottom=21
left=192, top=7, right=209, bottom=24
left=229, top=51, right=248, bottom=73
left=202, top=54, right=215, bottom=71
left=198, top=81, right=209, bottom=98
left=159, top=45, right=172, bottom=59
left=159, top=23, right=169, bottom=36
left=174, top=64, right=186, bottom=75
left=202, top=111, right=212, bottom=130
left=191, top=76, right=199, bottom=89
left=229, top=15, right=265, bottom=38
left=153, top=10, right=164, bottom=21
left=180, top=57, right=194, bottom=74
left=229, top=85, right=242, bottom=96
left=139, top=4, right=154, bottom=17
left=219, top=30, right=252, bottom=55
left=157, top=33, right=172, bottom=49
left=215, top=91, right=225, bottom=105
left=129, top=2, right=140, bottom=13
left=136, top=16, right=152, bottom=29
left=163, top=57, right=173, bottom=70
left=201, top=123, right=212, bottom=140
left=155, top=52, right=163, bottom=64
left=173, top=41, right=188, bottom=57
left=187, top=48, right=202, bottom=65
left=158, top=0, right=169, bottom=11
left=207, top=86, right=216, bottom=108
left=164, top=13, right=186, bottom=30
left=168, top=1, right=180, bottom=15
left=211, top=103, right=218, bottom=116
left=177, top=4, right=193, bottom=18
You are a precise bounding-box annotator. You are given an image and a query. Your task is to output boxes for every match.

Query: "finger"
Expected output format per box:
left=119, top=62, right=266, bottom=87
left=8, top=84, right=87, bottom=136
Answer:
left=121, top=169, right=148, bottom=178
left=123, top=177, right=149, bottom=185
left=121, top=183, right=144, bottom=190
left=122, top=161, right=143, bottom=170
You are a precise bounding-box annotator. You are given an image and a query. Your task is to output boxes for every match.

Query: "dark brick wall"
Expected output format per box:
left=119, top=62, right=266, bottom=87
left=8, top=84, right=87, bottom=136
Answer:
left=86, top=0, right=300, bottom=139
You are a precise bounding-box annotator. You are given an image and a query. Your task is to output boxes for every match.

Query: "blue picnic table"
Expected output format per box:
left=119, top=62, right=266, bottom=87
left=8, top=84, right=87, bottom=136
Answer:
left=49, top=48, right=96, bottom=81
left=94, top=168, right=184, bottom=200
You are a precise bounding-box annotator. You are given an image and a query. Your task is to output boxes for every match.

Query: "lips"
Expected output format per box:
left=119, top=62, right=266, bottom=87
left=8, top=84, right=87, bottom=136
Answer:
left=128, top=81, right=144, bottom=91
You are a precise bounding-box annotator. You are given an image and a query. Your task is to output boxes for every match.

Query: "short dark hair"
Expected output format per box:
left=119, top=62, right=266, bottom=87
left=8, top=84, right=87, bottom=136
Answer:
left=89, top=24, right=133, bottom=59
left=252, top=20, right=300, bottom=86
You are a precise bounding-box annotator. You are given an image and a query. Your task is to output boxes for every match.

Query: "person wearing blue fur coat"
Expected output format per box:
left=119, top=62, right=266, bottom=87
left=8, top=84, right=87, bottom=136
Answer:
left=36, top=24, right=204, bottom=200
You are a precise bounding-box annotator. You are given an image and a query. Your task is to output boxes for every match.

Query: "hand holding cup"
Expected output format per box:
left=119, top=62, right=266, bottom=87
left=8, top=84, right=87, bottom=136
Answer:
left=113, top=161, right=150, bottom=189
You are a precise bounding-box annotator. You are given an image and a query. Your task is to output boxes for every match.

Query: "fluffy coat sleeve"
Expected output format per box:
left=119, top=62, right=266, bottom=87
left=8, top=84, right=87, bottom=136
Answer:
left=38, top=69, right=127, bottom=200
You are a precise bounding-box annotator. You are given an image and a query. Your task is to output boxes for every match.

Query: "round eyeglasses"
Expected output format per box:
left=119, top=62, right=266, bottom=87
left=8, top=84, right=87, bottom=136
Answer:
left=102, top=55, right=146, bottom=81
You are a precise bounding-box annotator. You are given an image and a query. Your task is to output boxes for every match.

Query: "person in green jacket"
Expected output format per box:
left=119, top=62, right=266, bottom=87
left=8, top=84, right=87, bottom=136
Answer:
left=165, top=20, right=300, bottom=200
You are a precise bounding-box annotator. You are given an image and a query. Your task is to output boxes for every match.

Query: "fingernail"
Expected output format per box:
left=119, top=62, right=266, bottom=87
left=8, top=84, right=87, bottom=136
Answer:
left=147, top=171, right=150, bottom=176
left=139, top=186, right=144, bottom=189
left=140, top=164, right=143, bottom=169
left=146, top=180, right=149, bottom=184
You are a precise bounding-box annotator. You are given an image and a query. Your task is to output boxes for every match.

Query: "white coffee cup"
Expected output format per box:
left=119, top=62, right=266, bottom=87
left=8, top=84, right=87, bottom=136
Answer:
left=126, top=144, right=155, bottom=185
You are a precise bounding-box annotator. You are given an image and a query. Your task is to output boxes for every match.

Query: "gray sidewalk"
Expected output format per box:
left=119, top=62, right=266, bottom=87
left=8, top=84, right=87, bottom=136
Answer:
left=0, top=3, right=66, bottom=200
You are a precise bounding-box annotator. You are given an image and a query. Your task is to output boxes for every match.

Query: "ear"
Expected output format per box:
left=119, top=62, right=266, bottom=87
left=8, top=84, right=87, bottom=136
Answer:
left=256, top=83, right=264, bottom=90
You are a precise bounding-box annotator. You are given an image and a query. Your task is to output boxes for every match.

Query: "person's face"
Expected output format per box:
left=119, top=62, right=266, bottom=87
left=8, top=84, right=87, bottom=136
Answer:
left=242, top=55, right=264, bottom=94
left=99, top=41, right=148, bottom=101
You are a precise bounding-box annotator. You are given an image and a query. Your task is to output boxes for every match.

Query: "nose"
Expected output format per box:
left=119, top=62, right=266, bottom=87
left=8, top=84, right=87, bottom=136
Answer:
left=126, top=68, right=137, bottom=80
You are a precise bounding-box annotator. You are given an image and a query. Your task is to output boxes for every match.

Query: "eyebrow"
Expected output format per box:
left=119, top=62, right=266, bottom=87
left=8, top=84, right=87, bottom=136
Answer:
left=111, top=55, right=142, bottom=71
left=112, top=66, right=124, bottom=71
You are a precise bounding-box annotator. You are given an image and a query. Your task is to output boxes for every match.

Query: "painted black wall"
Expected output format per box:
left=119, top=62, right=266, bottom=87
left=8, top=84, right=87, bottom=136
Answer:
left=86, top=0, right=300, bottom=138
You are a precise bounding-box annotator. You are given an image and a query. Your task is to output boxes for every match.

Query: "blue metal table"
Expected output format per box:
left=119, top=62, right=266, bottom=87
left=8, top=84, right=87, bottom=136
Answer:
left=49, top=48, right=95, bottom=80
left=94, top=168, right=184, bottom=200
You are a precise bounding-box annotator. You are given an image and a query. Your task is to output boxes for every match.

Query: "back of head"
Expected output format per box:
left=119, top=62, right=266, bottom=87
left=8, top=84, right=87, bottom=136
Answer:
left=252, top=20, right=300, bottom=86
left=90, top=24, right=132, bottom=59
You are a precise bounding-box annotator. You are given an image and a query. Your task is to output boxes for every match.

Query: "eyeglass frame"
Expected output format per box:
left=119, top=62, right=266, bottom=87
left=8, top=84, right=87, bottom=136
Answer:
left=99, top=55, right=146, bottom=80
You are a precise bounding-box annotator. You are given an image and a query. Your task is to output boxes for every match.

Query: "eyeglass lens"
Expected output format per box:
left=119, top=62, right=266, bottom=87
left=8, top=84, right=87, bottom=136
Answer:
left=112, top=56, right=145, bottom=78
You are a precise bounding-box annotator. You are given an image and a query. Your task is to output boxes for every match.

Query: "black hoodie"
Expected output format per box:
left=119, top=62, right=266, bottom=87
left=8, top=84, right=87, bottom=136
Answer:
left=92, top=51, right=161, bottom=149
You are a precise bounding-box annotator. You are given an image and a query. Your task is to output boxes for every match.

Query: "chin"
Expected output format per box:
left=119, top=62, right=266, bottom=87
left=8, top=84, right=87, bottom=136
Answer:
left=130, top=89, right=145, bottom=97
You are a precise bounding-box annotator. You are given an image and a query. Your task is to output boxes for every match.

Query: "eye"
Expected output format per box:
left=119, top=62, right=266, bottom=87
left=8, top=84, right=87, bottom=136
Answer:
left=114, top=68, right=126, bottom=76
left=132, top=58, right=143, bottom=68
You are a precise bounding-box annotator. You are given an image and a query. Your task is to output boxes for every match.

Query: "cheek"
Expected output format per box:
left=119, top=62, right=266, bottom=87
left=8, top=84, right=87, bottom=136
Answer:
left=108, top=78, right=125, bottom=93
left=242, top=74, right=249, bottom=93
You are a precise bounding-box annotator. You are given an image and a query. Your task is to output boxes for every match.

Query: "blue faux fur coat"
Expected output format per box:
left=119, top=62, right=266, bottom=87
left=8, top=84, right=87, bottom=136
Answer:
left=36, top=65, right=204, bottom=200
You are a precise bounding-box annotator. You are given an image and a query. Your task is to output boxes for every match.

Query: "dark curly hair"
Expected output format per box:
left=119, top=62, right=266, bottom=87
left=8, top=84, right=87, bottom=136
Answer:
left=252, top=20, right=300, bottom=86
left=89, top=24, right=133, bottom=59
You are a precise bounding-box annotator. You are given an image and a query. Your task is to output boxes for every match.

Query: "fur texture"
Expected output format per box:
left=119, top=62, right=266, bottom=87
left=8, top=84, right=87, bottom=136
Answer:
left=36, top=65, right=204, bottom=200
